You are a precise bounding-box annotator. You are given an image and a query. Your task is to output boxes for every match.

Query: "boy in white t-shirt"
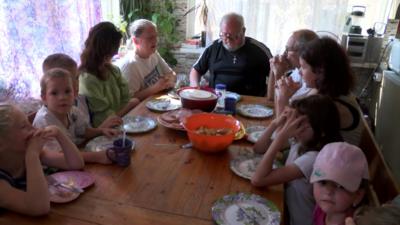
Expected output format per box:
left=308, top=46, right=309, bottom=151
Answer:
left=117, top=19, right=176, bottom=101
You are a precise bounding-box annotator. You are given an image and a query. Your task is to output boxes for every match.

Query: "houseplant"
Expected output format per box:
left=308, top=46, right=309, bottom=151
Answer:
left=119, top=0, right=180, bottom=66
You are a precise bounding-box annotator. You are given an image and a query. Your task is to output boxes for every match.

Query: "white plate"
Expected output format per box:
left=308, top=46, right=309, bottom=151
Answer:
left=84, top=135, right=135, bottom=152
left=179, top=89, right=215, bottom=99
left=122, top=116, right=157, bottom=133
left=146, top=97, right=181, bottom=112
left=237, top=104, right=273, bottom=118
left=212, top=193, right=281, bottom=225
left=246, top=126, right=267, bottom=143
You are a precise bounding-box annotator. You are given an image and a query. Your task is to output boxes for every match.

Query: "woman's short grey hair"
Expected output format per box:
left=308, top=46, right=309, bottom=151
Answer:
left=129, top=19, right=157, bottom=38
left=220, top=12, right=245, bottom=29
left=0, top=103, right=14, bottom=135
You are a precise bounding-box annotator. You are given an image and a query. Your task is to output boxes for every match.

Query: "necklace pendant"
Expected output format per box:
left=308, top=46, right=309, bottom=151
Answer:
left=233, top=56, right=237, bottom=64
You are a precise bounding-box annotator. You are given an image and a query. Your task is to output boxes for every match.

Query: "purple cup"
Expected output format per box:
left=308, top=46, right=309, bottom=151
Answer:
left=109, top=138, right=133, bottom=167
left=224, top=97, right=237, bottom=115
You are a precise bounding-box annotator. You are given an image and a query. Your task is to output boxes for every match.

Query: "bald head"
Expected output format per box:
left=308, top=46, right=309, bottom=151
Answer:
left=220, top=12, right=245, bottom=30
left=291, top=29, right=318, bottom=53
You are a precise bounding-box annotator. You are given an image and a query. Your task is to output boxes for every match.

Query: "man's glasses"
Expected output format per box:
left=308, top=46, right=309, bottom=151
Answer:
left=284, top=46, right=298, bottom=54
left=219, top=32, right=242, bottom=41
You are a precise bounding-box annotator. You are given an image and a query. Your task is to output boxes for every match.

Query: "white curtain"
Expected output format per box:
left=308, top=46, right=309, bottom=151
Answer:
left=194, top=0, right=391, bottom=54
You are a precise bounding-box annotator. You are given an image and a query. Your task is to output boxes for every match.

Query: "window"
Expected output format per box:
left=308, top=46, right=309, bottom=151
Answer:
left=188, top=0, right=394, bottom=54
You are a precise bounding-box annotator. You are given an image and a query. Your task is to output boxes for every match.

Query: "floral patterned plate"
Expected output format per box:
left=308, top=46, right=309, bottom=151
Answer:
left=245, top=126, right=267, bottom=143
left=84, top=135, right=135, bottom=152
left=122, top=116, right=157, bottom=134
left=212, top=193, right=281, bottom=225
left=229, top=146, right=280, bottom=180
left=237, top=104, right=273, bottom=119
left=146, top=97, right=181, bottom=112
left=229, top=146, right=264, bottom=180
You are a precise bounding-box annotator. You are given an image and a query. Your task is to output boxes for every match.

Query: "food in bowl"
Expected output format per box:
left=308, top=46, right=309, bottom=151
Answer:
left=183, top=113, right=241, bottom=152
left=195, top=126, right=233, bottom=136
left=178, top=87, right=218, bottom=112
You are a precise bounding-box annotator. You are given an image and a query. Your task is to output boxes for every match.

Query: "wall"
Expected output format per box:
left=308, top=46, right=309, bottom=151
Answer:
left=171, top=0, right=201, bottom=75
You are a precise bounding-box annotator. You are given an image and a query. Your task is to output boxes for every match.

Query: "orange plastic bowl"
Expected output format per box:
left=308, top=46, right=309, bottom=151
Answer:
left=183, top=113, right=241, bottom=153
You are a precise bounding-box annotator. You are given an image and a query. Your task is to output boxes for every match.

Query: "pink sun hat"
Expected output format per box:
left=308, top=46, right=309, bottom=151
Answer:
left=310, top=142, right=369, bottom=192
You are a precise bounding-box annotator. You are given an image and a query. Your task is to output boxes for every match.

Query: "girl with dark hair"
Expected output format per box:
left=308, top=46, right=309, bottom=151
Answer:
left=252, top=94, right=342, bottom=225
left=79, top=22, right=139, bottom=127
left=277, top=37, right=363, bottom=145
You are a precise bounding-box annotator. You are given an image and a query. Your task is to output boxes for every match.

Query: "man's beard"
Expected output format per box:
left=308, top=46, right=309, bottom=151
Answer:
left=222, top=39, right=245, bottom=52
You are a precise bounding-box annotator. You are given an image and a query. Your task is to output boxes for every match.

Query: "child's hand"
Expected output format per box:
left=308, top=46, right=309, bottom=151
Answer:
left=271, top=107, right=290, bottom=128
left=345, top=217, right=357, bottom=225
left=101, top=128, right=121, bottom=138
left=276, top=76, right=301, bottom=99
left=26, top=129, right=48, bottom=155
left=154, top=76, right=174, bottom=92
left=99, top=115, right=122, bottom=128
left=41, top=125, right=61, bottom=139
left=277, top=109, right=307, bottom=138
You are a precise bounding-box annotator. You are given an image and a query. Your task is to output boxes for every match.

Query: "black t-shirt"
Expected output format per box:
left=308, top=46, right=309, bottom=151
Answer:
left=193, top=37, right=272, bottom=96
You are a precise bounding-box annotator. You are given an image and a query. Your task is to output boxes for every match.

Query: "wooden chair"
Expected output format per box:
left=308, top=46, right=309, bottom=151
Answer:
left=359, top=118, right=400, bottom=206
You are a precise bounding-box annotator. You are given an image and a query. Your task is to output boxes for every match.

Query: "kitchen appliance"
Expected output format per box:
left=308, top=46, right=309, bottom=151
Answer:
left=341, top=34, right=383, bottom=63
left=348, top=5, right=366, bottom=34
left=374, top=39, right=400, bottom=182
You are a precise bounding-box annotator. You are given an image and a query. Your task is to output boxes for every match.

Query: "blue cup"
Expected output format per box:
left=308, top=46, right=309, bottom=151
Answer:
left=224, top=97, right=237, bottom=115
left=108, top=138, right=133, bottom=167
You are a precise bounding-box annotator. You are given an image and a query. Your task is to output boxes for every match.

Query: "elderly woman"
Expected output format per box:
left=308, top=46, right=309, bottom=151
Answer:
left=117, top=19, right=176, bottom=101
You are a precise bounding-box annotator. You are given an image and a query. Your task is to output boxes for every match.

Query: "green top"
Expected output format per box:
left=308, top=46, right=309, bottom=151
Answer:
left=79, top=65, right=130, bottom=127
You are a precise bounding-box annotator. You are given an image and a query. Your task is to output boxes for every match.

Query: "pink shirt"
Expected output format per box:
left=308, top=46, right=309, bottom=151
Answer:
left=313, top=206, right=355, bottom=225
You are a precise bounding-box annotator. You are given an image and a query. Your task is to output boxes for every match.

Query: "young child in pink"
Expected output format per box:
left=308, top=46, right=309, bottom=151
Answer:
left=0, top=104, right=84, bottom=215
left=310, top=142, right=369, bottom=225
left=33, top=68, right=119, bottom=164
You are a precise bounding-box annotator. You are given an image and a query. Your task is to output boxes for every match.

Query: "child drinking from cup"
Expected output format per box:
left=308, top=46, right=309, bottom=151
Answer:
left=310, top=142, right=369, bottom=225
left=251, top=95, right=342, bottom=225
left=42, top=53, right=122, bottom=128
left=0, top=104, right=84, bottom=215
left=33, top=68, right=120, bottom=164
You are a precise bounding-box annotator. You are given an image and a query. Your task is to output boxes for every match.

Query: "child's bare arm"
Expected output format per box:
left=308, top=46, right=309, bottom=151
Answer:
left=251, top=110, right=306, bottom=187
left=98, top=115, right=122, bottom=128
left=253, top=109, right=288, bottom=154
left=0, top=132, right=50, bottom=216
left=251, top=133, right=303, bottom=187
left=40, top=126, right=84, bottom=170
left=84, top=127, right=120, bottom=140
left=116, top=98, right=140, bottom=117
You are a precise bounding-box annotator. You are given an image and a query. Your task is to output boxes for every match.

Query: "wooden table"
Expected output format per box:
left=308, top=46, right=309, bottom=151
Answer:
left=0, top=95, right=283, bottom=225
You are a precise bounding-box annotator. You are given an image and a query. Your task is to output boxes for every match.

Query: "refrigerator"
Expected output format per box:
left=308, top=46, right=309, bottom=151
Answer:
left=374, top=39, right=400, bottom=182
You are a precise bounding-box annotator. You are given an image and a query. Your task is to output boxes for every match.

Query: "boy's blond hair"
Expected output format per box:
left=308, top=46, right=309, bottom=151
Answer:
left=42, top=53, right=77, bottom=74
left=0, top=103, right=14, bottom=136
left=40, top=68, right=73, bottom=97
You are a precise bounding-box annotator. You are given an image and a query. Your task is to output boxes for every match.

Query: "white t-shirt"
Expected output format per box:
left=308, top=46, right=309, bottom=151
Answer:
left=33, top=105, right=89, bottom=149
left=116, top=51, right=172, bottom=96
left=285, top=143, right=318, bottom=225
left=289, top=68, right=313, bottom=101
